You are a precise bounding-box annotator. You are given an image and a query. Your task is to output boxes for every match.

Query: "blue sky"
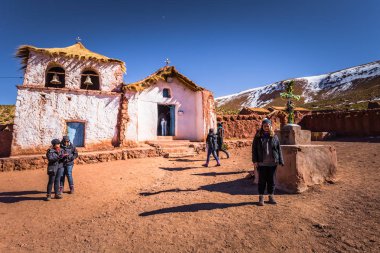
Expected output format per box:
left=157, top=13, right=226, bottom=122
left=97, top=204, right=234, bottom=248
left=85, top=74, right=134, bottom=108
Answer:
left=0, top=0, right=379, bottom=104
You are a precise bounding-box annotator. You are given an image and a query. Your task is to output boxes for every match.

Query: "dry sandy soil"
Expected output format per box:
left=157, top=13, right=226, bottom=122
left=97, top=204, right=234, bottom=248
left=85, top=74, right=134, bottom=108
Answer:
left=0, top=141, right=379, bottom=253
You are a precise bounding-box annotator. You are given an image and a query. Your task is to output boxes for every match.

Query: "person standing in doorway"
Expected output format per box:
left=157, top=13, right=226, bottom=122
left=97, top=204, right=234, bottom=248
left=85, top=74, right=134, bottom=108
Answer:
left=252, top=118, right=284, bottom=206
left=202, top=128, right=221, bottom=167
left=216, top=122, right=230, bottom=159
left=60, top=136, right=78, bottom=194
left=161, top=118, right=167, bottom=136
left=46, top=139, right=65, bottom=201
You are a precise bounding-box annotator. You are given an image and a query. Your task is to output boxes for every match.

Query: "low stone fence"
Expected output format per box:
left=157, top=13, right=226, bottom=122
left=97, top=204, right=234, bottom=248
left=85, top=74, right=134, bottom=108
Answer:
left=0, top=140, right=252, bottom=172
left=299, top=109, right=380, bottom=137
left=0, top=147, right=159, bottom=172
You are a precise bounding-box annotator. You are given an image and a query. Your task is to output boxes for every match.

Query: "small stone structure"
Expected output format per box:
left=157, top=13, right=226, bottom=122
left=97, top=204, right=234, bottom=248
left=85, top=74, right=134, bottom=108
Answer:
left=251, top=125, right=337, bottom=193
left=276, top=124, right=311, bottom=145
left=276, top=124, right=338, bottom=193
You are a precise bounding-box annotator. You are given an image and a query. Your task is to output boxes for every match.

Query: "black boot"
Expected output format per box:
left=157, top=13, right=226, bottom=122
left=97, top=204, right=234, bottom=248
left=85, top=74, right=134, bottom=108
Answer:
left=268, top=195, right=277, bottom=205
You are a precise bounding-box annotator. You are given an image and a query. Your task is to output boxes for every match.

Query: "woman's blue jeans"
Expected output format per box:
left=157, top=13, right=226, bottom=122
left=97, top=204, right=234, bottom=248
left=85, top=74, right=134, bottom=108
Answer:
left=60, top=165, right=74, bottom=189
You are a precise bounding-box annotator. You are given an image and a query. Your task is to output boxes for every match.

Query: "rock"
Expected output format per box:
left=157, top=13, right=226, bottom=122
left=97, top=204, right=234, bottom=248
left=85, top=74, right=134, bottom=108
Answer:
left=277, top=145, right=338, bottom=193
left=277, top=124, right=311, bottom=145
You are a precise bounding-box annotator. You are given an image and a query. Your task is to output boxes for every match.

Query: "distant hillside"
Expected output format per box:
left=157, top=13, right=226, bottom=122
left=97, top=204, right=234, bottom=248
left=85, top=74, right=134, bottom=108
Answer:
left=216, top=60, right=380, bottom=111
left=0, top=105, right=15, bottom=124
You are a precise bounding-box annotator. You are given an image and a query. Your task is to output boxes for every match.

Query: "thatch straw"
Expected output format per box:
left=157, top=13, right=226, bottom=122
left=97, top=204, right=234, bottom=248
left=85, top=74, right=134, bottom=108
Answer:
left=16, top=42, right=126, bottom=72
left=269, top=106, right=310, bottom=112
left=123, top=66, right=204, bottom=92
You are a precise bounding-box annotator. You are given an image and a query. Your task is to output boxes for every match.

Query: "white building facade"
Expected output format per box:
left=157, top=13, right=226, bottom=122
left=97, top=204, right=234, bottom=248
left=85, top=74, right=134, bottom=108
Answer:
left=11, top=43, right=216, bottom=156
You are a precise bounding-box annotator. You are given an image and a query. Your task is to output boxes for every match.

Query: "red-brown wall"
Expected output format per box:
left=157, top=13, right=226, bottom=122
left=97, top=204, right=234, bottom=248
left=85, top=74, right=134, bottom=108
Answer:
left=299, top=109, right=380, bottom=137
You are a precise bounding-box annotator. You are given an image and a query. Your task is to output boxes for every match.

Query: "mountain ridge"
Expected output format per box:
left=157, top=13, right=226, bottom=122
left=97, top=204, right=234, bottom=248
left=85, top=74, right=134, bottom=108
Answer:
left=216, top=60, right=380, bottom=111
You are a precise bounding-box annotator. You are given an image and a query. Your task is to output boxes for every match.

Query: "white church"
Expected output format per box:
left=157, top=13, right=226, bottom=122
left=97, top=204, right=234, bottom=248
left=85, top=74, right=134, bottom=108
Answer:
left=11, top=42, right=216, bottom=155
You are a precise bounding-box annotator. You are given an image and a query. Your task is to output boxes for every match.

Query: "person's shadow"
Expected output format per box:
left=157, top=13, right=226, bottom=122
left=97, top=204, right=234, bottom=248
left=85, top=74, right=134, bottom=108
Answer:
left=0, top=191, right=46, bottom=203
left=139, top=202, right=256, bottom=217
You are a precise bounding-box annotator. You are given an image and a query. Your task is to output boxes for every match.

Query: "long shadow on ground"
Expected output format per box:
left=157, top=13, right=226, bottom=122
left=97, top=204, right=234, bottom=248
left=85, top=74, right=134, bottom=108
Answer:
left=139, top=202, right=256, bottom=216
left=169, top=158, right=205, bottom=162
left=191, top=171, right=248, bottom=177
left=140, top=178, right=258, bottom=197
left=159, top=166, right=201, bottom=172
left=0, top=190, right=46, bottom=203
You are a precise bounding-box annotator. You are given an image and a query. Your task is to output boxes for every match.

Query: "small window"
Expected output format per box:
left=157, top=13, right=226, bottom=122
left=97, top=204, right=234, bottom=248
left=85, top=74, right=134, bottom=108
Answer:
left=46, top=67, right=65, bottom=88
left=163, top=88, right=171, bottom=98
left=80, top=70, right=100, bottom=90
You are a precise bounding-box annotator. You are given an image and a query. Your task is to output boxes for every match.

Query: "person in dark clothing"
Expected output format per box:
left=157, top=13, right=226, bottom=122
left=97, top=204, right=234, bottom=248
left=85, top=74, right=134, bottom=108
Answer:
left=202, top=128, right=221, bottom=167
left=46, top=139, right=66, bottom=201
left=59, top=136, right=78, bottom=194
left=216, top=122, right=230, bottom=159
left=252, top=118, right=284, bottom=206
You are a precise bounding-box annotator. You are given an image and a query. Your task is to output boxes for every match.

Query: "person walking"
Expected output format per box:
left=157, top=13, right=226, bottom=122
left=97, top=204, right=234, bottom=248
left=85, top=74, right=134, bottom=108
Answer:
left=60, top=136, right=78, bottom=194
left=252, top=118, right=284, bottom=206
left=46, top=139, right=66, bottom=201
left=216, top=122, right=230, bottom=159
left=202, top=128, right=221, bottom=167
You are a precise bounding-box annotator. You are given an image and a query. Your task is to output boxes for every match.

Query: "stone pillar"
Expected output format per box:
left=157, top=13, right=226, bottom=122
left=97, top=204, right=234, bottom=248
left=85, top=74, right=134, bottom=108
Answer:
left=277, top=124, right=311, bottom=145
left=274, top=124, right=337, bottom=193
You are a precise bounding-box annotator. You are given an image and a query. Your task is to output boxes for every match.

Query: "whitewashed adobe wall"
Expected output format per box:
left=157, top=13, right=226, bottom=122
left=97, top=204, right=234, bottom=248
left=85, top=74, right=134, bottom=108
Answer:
left=23, top=51, right=124, bottom=91
left=11, top=50, right=124, bottom=155
left=125, top=78, right=205, bottom=142
left=12, top=89, right=120, bottom=153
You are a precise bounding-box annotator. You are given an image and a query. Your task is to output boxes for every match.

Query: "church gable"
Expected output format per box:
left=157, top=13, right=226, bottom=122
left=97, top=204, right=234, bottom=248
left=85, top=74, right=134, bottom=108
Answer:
left=123, top=66, right=206, bottom=93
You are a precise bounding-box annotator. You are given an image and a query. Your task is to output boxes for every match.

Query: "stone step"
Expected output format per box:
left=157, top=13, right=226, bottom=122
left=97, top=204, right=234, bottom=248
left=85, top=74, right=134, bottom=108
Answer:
left=163, top=152, right=198, bottom=158
left=158, top=147, right=195, bottom=153
left=157, top=136, right=174, bottom=140
left=146, top=140, right=191, bottom=148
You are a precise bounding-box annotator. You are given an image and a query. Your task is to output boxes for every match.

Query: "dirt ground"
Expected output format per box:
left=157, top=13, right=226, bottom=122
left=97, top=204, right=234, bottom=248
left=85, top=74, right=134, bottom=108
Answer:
left=0, top=141, right=379, bottom=253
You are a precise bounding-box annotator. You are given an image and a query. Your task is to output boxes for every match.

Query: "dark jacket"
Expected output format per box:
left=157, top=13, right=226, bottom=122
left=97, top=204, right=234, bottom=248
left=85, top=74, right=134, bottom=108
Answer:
left=60, top=142, right=78, bottom=166
left=217, top=127, right=224, bottom=148
left=252, top=133, right=284, bottom=165
left=46, top=148, right=64, bottom=175
left=206, top=133, right=218, bottom=151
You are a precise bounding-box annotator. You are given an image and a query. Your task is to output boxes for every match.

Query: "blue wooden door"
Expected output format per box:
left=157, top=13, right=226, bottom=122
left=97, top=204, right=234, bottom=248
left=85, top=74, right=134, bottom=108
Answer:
left=67, top=122, right=85, bottom=147
left=169, top=105, right=175, bottom=136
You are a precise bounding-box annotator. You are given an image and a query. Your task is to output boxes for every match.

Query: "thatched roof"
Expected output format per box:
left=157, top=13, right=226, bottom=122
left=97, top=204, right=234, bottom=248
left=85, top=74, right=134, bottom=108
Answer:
left=268, top=106, right=311, bottom=112
left=239, top=107, right=270, bottom=115
left=123, top=66, right=205, bottom=92
left=16, top=42, right=126, bottom=72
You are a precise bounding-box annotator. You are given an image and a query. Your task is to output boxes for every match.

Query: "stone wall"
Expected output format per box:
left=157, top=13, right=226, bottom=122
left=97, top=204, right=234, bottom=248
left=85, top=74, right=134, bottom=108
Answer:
left=0, top=147, right=159, bottom=172
left=299, top=109, right=380, bottom=136
left=217, top=111, right=306, bottom=139
left=12, top=88, right=121, bottom=155
left=0, top=140, right=252, bottom=172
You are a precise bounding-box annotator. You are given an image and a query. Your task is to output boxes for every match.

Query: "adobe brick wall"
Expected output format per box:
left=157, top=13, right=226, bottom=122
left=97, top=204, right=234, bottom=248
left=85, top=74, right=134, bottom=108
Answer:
left=217, top=111, right=306, bottom=139
left=299, top=109, right=380, bottom=137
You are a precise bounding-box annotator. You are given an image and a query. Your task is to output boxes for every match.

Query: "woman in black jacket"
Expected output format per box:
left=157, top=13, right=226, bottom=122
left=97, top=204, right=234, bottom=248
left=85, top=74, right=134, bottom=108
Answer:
left=45, top=139, right=66, bottom=201
left=252, top=118, right=284, bottom=206
left=59, top=136, right=78, bottom=194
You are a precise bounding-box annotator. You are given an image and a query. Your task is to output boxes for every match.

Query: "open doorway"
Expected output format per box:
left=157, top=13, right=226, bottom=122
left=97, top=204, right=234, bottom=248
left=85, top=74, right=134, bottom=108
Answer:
left=157, top=104, right=175, bottom=136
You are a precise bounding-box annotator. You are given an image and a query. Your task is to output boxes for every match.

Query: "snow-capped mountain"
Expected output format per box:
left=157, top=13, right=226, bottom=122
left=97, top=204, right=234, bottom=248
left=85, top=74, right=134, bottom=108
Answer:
left=216, top=60, right=380, bottom=111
